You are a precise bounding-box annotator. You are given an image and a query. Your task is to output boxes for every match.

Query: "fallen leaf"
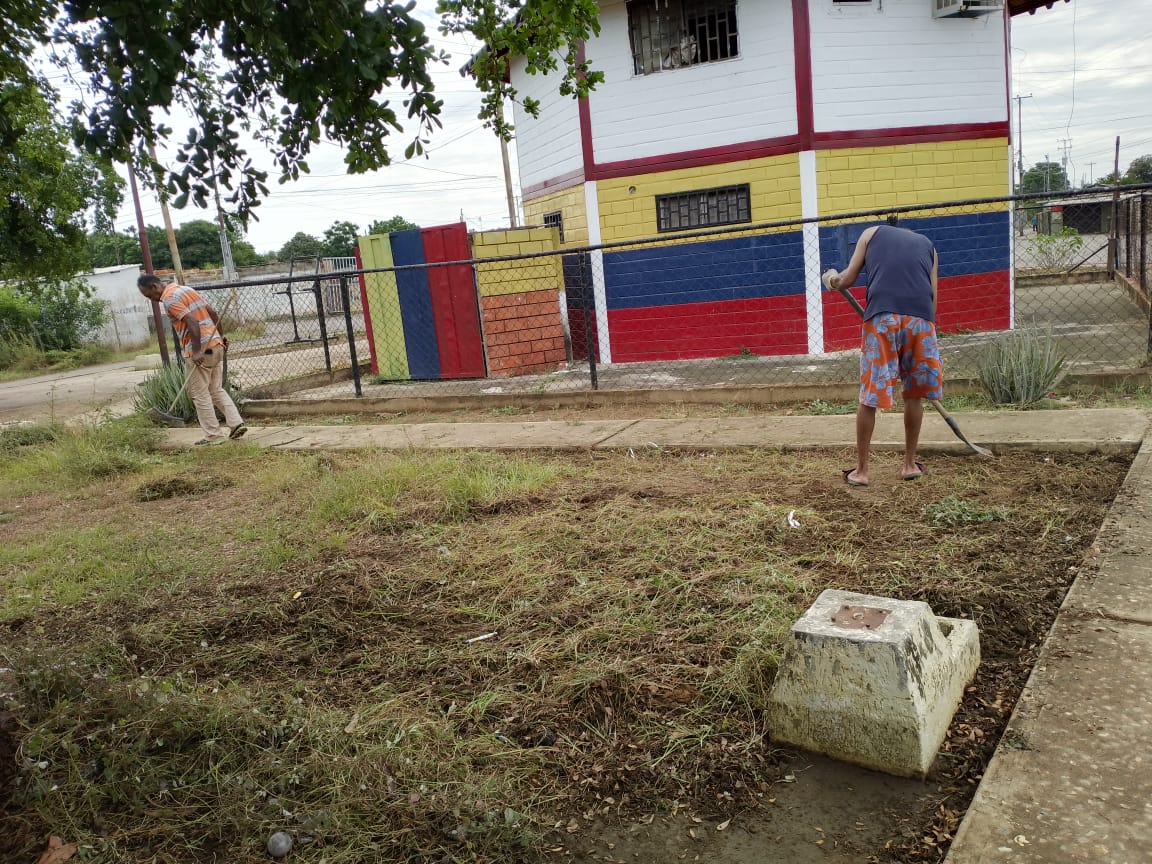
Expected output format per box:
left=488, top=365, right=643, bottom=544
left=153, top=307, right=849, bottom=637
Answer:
left=292, top=591, right=302, bottom=600
left=37, top=836, right=77, bottom=864
left=716, top=819, right=731, bottom=831
left=344, top=712, right=360, bottom=734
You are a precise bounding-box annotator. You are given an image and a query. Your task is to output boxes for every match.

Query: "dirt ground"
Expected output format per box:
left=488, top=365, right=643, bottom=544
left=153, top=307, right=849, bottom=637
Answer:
left=0, top=445, right=1130, bottom=864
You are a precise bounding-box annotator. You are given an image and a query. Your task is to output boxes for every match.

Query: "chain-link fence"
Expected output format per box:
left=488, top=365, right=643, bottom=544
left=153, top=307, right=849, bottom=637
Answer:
left=162, top=186, right=1152, bottom=401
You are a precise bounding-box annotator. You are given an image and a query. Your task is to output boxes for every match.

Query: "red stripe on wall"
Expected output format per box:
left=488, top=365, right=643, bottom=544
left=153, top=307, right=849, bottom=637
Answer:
left=822, top=271, right=1013, bottom=352
left=580, top=122, right=1007, bottom=183
left=522, top=167, right=585, bottom=202
left=608, top=295, right=810, bottom=363
left=813, top=121, right=1010, bottom=150
left=577, top=41, right=596, bottom=177
left=792, top=0, right=814, bottom=151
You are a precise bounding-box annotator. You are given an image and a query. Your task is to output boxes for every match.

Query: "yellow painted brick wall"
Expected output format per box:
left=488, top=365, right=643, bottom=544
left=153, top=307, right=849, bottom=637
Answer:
left=471, top=227, right=564, bottom=298
left=596, top=153, right=803, bottom=245
left=816, top=138, right=1010, bottom=215
left=522, top=184, right=589, bottom=248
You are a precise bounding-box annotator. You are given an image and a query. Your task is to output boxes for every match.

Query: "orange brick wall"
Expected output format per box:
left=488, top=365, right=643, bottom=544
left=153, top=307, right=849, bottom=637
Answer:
left=480, top=289, right=568, bottom=376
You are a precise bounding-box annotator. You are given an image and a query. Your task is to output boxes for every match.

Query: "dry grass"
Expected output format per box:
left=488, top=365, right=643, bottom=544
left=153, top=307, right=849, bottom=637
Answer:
left=0, top=435, right=1130, bottom=863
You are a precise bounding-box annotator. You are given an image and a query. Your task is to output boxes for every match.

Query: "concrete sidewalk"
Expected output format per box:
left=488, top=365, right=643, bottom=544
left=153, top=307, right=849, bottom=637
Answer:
left=161, top=408, right=1150, bottom=454
left=163, top=406, right=1152, bottom=862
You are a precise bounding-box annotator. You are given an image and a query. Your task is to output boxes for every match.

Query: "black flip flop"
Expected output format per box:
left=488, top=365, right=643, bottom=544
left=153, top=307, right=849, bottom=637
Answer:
left=842, top=468, right=869, bottom=487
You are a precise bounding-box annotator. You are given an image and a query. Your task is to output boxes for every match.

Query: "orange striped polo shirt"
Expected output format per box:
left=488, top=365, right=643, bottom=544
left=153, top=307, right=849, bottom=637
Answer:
left=159, top=284, right=223, bottom=358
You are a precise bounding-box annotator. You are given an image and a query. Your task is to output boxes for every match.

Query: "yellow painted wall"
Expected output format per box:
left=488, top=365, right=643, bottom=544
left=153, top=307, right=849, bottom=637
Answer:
left=816, top=138, right=1011, bottom=215
left=522, top=184, right=590, bottom=248
left=470, top=227, right=564, bottom=298
left=596, top=153, right=803, bottom=245
left=356, top=233, right=409, bottom=380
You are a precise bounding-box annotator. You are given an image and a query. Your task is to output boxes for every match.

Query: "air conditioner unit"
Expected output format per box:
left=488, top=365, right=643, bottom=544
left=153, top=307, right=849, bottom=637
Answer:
left=933, top=0, right=1005, bottom=17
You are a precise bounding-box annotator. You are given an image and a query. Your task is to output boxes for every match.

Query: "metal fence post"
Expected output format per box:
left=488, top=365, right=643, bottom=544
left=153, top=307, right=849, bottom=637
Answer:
left=580, top=252, right=598, bottom=391
left=340, top=275, right=362, bottom=397
left=313, top=278, right=332, bottom=374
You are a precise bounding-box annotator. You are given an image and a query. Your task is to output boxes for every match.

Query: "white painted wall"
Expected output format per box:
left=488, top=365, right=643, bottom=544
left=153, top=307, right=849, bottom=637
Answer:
left=587, top=0, right=798, bottom=163
left=510, top=54, right=584, bottom=190
left=81, top=265, right=149, bottom=348
left=809, top=0, right=1008, bottom=131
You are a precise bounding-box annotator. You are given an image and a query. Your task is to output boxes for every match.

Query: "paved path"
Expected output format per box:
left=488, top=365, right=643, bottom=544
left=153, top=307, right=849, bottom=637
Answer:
left=947, top=435, right=1152, bottom=864
left=160, top=408, right=1150, bottom=455
left=157, top=407, right=1152, bottom=864
left=0, top=362, right=146, bottom=425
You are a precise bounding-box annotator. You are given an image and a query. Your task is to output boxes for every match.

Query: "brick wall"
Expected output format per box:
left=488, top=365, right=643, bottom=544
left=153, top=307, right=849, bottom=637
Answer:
left=479, top=290, right=568, bottom=376
left=471, top=227, right=568, bottom=376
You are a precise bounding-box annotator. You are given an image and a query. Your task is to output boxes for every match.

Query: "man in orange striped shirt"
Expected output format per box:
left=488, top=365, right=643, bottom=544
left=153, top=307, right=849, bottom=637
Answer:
left=138, top=275, right=246, bottom=444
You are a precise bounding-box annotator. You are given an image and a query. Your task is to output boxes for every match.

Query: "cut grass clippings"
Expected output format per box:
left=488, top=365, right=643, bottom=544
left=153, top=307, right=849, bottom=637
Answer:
left=0, top=432, right=1131, bottom=863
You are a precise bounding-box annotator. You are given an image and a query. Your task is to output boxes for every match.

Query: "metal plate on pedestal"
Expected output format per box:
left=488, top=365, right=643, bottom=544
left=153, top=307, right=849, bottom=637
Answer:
left=831, top=605, right=891, bottom=630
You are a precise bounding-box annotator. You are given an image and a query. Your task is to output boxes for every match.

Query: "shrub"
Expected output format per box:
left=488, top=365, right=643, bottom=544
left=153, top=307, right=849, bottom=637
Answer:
left=134, top=362, right=244, bottom=424
left=977, top=327, right=1066, bottom=408
left=1032, top=226, right=1085, bottom=271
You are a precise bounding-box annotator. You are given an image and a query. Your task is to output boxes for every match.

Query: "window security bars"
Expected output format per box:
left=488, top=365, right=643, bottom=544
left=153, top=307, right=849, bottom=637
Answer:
left=656, top=184, right=751, bottom=232
left=628, top=0, right=739, bottom=76
left=543, top=211, right=565, bottom=243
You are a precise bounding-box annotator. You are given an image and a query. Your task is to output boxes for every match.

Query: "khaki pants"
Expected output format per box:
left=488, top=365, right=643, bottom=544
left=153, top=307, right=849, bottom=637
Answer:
left=186, top=350, right=242, bottom=438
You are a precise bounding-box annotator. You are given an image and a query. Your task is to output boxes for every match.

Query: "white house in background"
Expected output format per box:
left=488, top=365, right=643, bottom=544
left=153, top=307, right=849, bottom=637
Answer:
left=81, top=264, right=148, bottom=348
left=510, top=0, right=1068, bottom=364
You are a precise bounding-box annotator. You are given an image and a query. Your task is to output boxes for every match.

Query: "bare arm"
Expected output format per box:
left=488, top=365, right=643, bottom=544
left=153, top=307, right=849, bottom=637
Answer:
left=830, top=226, right=879, bottom=290
left=930, top=249, right=939, bottom=319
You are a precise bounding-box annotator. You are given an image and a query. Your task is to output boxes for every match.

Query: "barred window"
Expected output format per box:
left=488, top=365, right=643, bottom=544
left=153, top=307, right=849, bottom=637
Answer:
left=656, top=184, right=751, bottom=233
left=628, top=0, right=739, bottom=76
left=543, top=210, right=565, bottom=243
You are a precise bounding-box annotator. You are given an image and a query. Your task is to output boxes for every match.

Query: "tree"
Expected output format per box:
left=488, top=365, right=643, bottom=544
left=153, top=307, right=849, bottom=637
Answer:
left=2, top=2, right=602, bottom=223
left=367, top=216, right=420, bottom=235
left=278, top=232, right=325, bottom=262
left=0, top=80, right=122, bottom=281
left=322, top=221, right=362, bottom=258
left=1021, top=161, right=1070, bottom=195
left=87, top=230, right=141, bottom=268
left=1123, top=155, right=1152, bottom=185
left=175, top=220, right=224, bottom=269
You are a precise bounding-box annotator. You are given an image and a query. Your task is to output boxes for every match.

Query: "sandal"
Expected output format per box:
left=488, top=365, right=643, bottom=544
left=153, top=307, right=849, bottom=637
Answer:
left=842, top=468, right=869, bottom=487
left=902, top=461, right=926, bottom=481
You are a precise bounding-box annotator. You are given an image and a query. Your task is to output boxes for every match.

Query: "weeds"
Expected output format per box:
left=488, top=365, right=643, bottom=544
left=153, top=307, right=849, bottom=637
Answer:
left=0, top=448, right=1127, bottom=863
left=0, top=416, right=159, bottom=496
left=924, top=495, right=1010, bottom=526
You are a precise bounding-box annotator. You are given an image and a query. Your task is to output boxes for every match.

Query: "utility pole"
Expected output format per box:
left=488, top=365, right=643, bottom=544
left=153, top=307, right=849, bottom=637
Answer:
left=148, top=144, right=185, bottom=286
left=128, top=158, right=170, bottom=366
left=1058, top=138, right=1073, bottom=188
left=1088, top=162, right=1095, bottom=186
left=498, top=99, right=518, bottom=229
left=1014, top=93, right=1032, bottom=190
left=1044, top=154, right=1051, bottom=193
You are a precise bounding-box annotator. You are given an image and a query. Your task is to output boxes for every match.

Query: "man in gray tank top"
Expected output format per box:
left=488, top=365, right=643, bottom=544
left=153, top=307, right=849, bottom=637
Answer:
left=825, top=222, right=942, bottom=487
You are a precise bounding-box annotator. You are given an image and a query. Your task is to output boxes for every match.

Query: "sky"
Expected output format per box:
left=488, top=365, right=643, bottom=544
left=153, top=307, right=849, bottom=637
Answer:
left=42, top=0, right=1152, bottom=256
left=1010, top=0, right=1152, bottom=187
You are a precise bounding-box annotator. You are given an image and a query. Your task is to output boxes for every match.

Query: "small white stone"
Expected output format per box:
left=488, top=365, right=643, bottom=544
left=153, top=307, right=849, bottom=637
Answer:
left=267, top=831, right=293, bottom=858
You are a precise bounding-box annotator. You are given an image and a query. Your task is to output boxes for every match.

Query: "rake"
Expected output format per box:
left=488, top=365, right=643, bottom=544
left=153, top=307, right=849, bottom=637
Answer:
left=822, top=271, right=992, bottom=458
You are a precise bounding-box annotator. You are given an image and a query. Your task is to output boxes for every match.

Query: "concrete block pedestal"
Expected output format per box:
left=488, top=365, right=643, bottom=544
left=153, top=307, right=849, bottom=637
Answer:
left=768, top=589, right=980, bottom=778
